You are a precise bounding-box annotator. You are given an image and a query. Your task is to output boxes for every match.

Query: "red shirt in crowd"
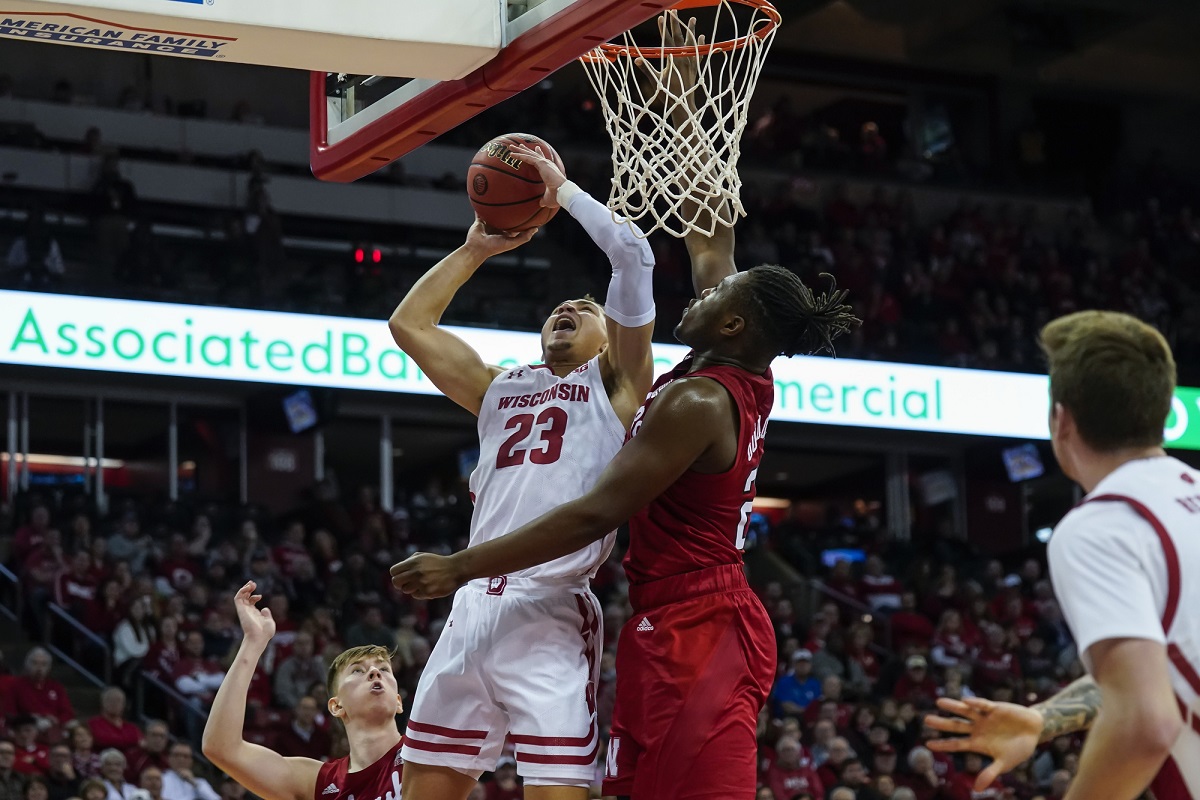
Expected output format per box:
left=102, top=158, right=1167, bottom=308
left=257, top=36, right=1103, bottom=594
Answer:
left=890, top=610, right=935, bottom=653
left=895, top=772, right=951, bottom=800
left=125, top=749, right=169, bottom=784
left=973, top=644, right=1022, bottom=690
left=87, top=715, right=142, bottom=753
left=892, top=674, right=940, bottom=709
left=54, top=571, right=97, bottom=614
left=275, top=724, right=332, bottom=761
left=803, top=699, right=853, bottom=730
left=157, top=557, right=200, bottom=594
left=9, top=675, right=75, bottom=726
left=764, top=761, right=824, bottom=800
left=13, top=742, right=49, bottom=775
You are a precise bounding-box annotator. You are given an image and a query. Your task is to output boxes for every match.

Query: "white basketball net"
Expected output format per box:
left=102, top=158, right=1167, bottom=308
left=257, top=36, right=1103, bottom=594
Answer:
left=580, top=1, right=779, bottom=238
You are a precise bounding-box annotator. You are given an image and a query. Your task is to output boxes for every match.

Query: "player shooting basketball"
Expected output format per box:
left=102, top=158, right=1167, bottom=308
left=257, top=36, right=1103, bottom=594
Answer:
left=391, top=13, right=861, bottom=799
left=386, top=147, right=658, bottom=800
left=203, top=583, right=405, bottom=800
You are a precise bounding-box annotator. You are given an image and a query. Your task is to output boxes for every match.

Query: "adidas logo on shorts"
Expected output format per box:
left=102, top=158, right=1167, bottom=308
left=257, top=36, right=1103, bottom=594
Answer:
left=636, top=616, right=654, bottom=632
left=322, top=784, right=339, bottom=796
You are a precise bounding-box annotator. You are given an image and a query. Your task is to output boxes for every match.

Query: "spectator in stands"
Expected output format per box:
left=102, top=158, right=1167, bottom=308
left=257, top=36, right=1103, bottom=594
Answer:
left=342, top=605, right=392, bottom=650
left=79, top=779, right=106, bottom=800
left=892, top=655, right=939, bottom=709
left=89, top=155, right=137, bottom=279
left=55, top=550, right=97, bottom=620
left=859, top=555, right=903, bottom=611
left=88, top=688, right=139, bottom=753
left=896, top=746, right=947, bottom=800
left=804, top=676, right=853, bottom=728
left=20, top=530, right=66, bottom=638
left=112, top=598, right=154, bottom=691
left=97, top=750, right=136, bottom=800
left=485, top=756, right=520, bottom=800
left=971, top=623, right=1021, bottom=695
left=762, top=735, right=823, bottom=800
left=828, top=785, right=856, bottom=800
left=808, top=719, right=837, bottom=767
left=12, top=506, right=51, bottom=566
left=11, top=718, right=49, bottom=773
left=11, top=649, right=74, bottom=738
left=272, top=631, right=325, bottom=710
left=771, top=649, right=821, bottom=718
left=6, top=205, right=65, bottom=289
left=160, top=743, right=217, bottom=800
left=138, top=766, right=164, bottom=800
left=273, top=697, right=330, bottom=761
left=0, top=742, right=20, bottom=800
left=173, top=632, right=226, bottom=705
left=105, top=515, right=149, bottom=575
left=69, top=725, right=101, bottom=779
left=20, top=776, right=49, bottom=800
left=143, top=616, right=181, bottom=689
left=44, top=745, right=80, bottom=800
left=124, top=723, right=169, bottom=784
left=816, top=738, right=855, bottom=789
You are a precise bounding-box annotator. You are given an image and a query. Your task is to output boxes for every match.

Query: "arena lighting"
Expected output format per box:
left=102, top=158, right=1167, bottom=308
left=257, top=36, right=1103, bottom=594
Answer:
left=1035, top=527, right=1054, bottom=543
left=0, top=453, right=125, bottom=468
left=2, top=290, right=1199, bottom=449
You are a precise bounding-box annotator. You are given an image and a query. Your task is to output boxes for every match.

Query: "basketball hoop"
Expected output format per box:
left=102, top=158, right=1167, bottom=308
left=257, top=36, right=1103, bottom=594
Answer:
left=579, top=0, right=780, bottom=238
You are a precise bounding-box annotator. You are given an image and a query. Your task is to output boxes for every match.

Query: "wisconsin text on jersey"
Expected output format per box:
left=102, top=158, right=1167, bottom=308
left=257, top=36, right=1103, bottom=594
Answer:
left=497, top=384, right=592, bottom=409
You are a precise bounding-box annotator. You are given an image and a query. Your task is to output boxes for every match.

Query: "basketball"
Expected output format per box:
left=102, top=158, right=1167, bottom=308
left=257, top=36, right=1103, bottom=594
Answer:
left=467, top=133, right=565, bottom=233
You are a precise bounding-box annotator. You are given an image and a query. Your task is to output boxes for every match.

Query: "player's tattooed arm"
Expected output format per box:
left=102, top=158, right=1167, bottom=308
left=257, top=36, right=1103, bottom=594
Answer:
left=1032, top=675, right=1103, bottom=742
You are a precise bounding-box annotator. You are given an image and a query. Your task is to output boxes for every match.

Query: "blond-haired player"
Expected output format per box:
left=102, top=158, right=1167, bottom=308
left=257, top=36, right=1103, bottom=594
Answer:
left=203, top=582, right=405, bottom=800
left=927, top=310, right=1198, bottom=800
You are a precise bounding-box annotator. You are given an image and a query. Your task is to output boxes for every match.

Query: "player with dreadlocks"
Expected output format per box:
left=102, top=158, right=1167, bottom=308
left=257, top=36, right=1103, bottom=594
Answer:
left=392, top=186, right=859, bottom=800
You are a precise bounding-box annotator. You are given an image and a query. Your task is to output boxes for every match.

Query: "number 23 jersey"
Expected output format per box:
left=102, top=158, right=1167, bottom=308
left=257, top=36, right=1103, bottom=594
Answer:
left=469, top=356, right=627, bottom=582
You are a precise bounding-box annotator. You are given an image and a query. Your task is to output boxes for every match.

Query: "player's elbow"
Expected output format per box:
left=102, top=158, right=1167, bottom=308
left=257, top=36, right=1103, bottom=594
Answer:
left=200, top=725, right=232, bottom=764
left=1133, top=712, right=1183, bottom=757
left=387, top=310, right=424, bottom=348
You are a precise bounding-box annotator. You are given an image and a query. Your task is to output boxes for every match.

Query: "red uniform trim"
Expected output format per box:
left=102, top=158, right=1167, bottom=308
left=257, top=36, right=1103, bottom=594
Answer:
left=404, top=720, right=488, bottom=740
left=1170, top=644, right=1200, bottom=695
left=509, top=731, right=595, bottom=747
left=401, top=738, right=482, bottom=756
left=1150, top=755, right=1194, bottom=800
left=515, top=740, right=600, bottom=765
left=1086, top=494, right=1181, bottom=633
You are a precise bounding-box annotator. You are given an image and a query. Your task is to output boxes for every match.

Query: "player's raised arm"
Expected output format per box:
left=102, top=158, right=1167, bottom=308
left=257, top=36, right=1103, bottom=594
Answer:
left=201, top=582, right=321, bottom=800
left=509, top=142, right=657, bottom=422
left=391, top=376, right=729, bottom=598
left=652, top=11, right=738, bottom=295
left=388, top=222, right=535, bottom=416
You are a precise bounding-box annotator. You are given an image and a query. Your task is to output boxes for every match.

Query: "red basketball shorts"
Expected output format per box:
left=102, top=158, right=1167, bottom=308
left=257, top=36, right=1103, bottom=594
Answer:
left=602, top=564, right=776, bottom=799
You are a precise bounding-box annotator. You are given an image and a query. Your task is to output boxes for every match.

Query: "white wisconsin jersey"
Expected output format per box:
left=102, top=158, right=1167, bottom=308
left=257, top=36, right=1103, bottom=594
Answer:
left=1048, top=456, right=1200, bottom=798
left=469, top=356, right=625, bottom=583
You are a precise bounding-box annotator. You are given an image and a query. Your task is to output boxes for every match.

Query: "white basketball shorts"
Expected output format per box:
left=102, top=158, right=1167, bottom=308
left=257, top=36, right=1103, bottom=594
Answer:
left=401, top=577, right=603, bottom=784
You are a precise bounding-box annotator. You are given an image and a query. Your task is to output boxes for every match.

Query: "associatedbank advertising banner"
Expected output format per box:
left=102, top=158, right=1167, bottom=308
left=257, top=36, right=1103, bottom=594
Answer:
left=2, top=290, right=1198, bottom=450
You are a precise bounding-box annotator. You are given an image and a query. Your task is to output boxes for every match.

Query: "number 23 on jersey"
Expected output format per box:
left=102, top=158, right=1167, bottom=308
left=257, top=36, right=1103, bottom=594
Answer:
left=496, top=408, right=569, bottom=468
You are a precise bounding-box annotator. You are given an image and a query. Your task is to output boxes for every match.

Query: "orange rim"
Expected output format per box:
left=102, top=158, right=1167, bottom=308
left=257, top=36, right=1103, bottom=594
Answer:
left=581, top=0, right=779, bottom=63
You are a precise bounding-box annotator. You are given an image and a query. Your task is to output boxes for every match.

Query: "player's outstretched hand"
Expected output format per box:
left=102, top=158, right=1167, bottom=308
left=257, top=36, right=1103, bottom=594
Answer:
left=925, top=697, right=1043, bottom=791
left=233, top=581, right=276, bottom=650
left=507, top=144, right=566, bottom=209
left=390, top=553, right=463, bottom=600
left=465, top=217, right=538, bottom=254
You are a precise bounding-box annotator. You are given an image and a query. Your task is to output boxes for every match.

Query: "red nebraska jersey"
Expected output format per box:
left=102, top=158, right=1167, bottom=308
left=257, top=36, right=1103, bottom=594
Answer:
left=315, top=737, right=403, bottom=800
left=623, top=354, right=774, bottom=585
